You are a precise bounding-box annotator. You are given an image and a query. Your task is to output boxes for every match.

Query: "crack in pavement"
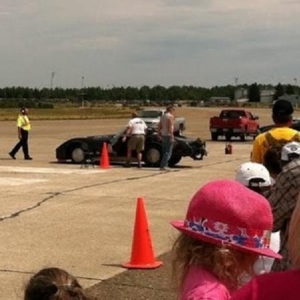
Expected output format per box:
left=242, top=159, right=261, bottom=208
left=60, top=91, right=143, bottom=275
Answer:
left=0, top=158, right=241, bottom=223
left=0, top=170, right=173, bottom=223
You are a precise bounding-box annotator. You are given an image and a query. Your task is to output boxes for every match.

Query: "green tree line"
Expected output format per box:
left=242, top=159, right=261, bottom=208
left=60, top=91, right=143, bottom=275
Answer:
left=0, top=83, right=297, bottom=103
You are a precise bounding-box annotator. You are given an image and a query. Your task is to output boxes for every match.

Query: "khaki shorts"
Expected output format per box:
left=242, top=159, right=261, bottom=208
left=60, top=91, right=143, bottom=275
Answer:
left=128, top=135, right=145, bottom=152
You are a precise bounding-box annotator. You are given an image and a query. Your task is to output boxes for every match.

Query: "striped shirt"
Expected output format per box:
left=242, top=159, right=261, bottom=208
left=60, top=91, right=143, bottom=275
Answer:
left=268, top=159, right=300, bottom=271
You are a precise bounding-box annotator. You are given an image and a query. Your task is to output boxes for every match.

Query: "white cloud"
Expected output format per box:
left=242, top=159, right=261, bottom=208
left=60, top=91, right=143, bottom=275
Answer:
left=0, top=0, right=299, bottom=88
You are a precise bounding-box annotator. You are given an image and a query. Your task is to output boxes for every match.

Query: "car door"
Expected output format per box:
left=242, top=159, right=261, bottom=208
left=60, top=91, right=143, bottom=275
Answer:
left=246, top=112, right=257, bottom=133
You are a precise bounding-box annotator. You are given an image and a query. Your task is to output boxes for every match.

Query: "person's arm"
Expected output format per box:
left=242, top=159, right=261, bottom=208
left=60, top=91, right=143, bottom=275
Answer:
left=158, top=118, right=162, bottom=138
left=122, top=120, right=132, bottom=142
left=143, top=121, right=147, bottom=134
left=251, top=135, right=263, bottom=163
left=168, top=115, right=174, bottom=140
left=17, top=126, right=22, bottom=139
left=16, top=116, right=23, bottom=139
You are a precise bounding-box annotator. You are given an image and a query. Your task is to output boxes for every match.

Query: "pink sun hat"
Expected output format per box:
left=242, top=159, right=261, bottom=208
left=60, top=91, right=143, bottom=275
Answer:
left=171, top=179, right=281, bottom=259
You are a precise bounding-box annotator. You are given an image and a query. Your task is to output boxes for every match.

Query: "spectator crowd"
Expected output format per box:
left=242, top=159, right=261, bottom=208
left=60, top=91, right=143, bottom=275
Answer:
left=171, top=99, right=300, bottom=299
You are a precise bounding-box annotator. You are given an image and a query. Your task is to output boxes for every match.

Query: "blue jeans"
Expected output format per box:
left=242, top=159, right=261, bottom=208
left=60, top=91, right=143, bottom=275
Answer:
left=160, top=136, right=173, bottom=168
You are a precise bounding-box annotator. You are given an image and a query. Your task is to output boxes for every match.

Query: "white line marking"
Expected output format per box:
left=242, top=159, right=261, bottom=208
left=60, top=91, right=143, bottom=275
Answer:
left=0, top=166, right=106, bottom=175
left=0, top=178, right=48, bottom=186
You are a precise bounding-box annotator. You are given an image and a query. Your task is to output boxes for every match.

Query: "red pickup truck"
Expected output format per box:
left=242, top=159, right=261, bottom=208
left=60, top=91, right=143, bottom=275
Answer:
left=209, top=109, right=260, bottom=141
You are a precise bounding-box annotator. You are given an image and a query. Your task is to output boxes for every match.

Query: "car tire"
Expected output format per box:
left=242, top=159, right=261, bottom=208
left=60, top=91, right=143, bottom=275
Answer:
left=144, top=144, right=162, bottom=167
left=225, top=134, right=231, bottom=141
left=211, top=133, right=218, bottom=141
left=168, top=155, right=182, bottom=167
left=240, top=133, right=246, bottom=141
left=71, top=147, right=85, bottom=163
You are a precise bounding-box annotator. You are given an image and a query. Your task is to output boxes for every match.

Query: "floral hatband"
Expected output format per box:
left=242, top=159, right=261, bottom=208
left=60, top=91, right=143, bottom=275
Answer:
left=185, top=218, right=271, bottom=249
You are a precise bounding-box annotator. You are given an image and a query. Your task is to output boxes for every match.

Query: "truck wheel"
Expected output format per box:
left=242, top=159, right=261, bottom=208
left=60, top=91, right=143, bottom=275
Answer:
left=211, top=133, right=218, bottom=141
left=168, top=155, right=182, bottom=167
left=225, top=134, right=231, bottom=141
left=240, top=133, right=246, bottom=141
left=144, top=144, right=162, bottom=167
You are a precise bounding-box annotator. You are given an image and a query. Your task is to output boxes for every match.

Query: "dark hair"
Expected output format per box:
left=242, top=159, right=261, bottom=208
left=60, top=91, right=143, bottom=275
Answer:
left=24, top=268, right=94, bottom=300
left=272, top=114, right=293, bottom=125
left=263, top=149, right=282, bottom=177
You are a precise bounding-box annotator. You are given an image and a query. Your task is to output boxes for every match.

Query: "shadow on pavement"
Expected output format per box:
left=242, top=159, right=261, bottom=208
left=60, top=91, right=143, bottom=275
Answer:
left=87, top=252, right=176, bottom=300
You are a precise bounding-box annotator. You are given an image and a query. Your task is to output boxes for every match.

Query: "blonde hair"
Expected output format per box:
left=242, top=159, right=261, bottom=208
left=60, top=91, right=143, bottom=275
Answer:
left=288, top=194, right=300, bottom=269
left=172, top=234, right=258, bottom=292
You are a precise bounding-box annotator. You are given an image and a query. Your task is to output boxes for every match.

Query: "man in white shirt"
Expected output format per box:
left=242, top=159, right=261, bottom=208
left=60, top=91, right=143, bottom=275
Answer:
left=122, top=112, right=147, bottom=168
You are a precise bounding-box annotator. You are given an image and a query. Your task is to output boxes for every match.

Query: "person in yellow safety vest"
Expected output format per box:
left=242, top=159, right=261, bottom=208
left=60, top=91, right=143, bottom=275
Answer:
left=9, top=107, right=32, bottom=160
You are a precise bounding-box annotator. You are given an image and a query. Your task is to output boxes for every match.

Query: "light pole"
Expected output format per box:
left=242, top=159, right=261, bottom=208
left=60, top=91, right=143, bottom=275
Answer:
left=81, top=76, right=85, bottom=89
left=234, top=77, right=239, bottom=101
left=50, top=72, right=55, bottom=90
left=81, top=76, right=85, bottom=107
left=49, top=72, right=55, bottom=99
left=234, top=77, right=238, bottom=86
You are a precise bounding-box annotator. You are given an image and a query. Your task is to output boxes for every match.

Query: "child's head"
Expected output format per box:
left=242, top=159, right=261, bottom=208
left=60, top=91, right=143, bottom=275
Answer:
left=288, top=194, right=300, bottom=269
left=24, top=267, right=93, bottom=300
left=171, top=180, right=281, bottom=290
left=235, top=162, right=271, bottom=195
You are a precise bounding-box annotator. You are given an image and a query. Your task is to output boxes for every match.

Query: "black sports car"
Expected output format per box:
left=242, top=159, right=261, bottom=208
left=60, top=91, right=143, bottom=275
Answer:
left=55, top=128, right=207, bottom=167
left=259, top=118, right=300, bottom=133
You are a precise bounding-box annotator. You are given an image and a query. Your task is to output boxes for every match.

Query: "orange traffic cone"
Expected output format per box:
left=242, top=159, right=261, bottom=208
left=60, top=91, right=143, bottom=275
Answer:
left=122, top=197, right=163, bottom=269
left=100, top=142, right=110, bottom=169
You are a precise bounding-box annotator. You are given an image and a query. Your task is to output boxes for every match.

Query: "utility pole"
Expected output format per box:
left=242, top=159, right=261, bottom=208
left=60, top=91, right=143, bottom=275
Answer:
left=81, top=76, right=85, bottom=90
left=50, top=72, right=55, bottom=99
left=234, top=77, right=239, bottom=101
left=234, top=77, right=238, bottom=86
left=81, top=76, right=85, bottom=107
left=50, top=72, right=55, bottom=90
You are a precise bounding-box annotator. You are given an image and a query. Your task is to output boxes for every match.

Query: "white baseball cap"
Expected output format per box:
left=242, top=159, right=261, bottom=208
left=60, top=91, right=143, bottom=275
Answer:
left=236, top=162, right=271, bottom=187
left=281, top=141, right=300, bottom=162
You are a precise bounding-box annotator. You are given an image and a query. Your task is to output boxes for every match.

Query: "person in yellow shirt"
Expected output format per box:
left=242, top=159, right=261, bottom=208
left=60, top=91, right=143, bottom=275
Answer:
left=251, top=100, right=300, bottom=170
left=9, top=107, right=32, bottom=160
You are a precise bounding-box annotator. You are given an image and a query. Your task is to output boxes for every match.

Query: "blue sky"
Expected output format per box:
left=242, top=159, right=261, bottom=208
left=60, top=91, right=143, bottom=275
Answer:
left=0, top=0, right=299, bottom=88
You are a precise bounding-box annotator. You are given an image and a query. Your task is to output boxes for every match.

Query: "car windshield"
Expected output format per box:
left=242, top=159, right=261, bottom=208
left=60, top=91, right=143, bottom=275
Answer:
left=139, top=110, right=163, bottom=118
left=220, top=110, right=246, bottom=118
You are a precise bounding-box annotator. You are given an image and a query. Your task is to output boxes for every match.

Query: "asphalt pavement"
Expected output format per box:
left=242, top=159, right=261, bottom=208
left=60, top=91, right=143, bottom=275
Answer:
left=87, top=252, right=176, bottom=300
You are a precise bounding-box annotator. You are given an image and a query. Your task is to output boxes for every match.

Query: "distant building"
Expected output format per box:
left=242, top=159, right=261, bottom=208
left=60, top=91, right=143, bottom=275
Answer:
left=209, top=97, right=231, bottom=104
left=235, top=88, right=247, bottom=100
left=234, top=87, right=275, bottom=103
left=260, top=89, right=275, bottom=103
